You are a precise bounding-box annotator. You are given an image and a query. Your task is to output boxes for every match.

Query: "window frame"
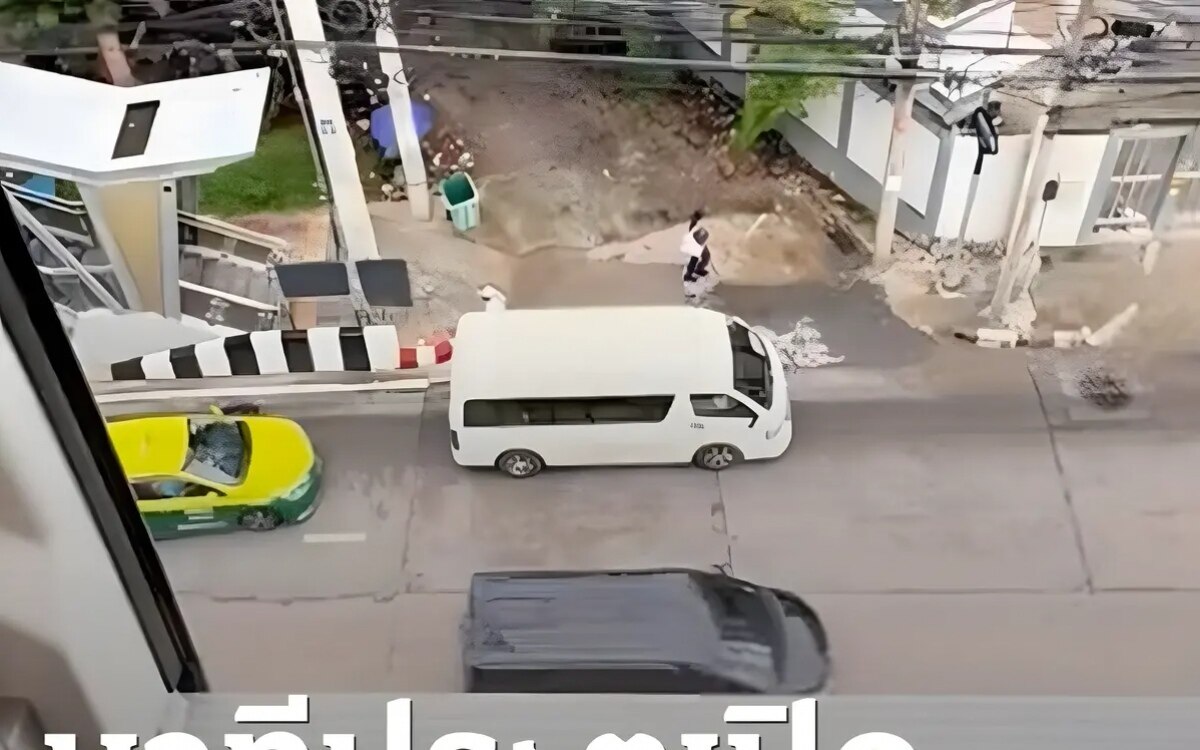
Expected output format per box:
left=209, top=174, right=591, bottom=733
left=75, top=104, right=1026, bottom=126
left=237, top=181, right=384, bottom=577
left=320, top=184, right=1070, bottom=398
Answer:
left=690, top=393, right=760, bottom=421
left=0, top=189, right=206, bottom=692
left=463, top=396, right=676, bottom=428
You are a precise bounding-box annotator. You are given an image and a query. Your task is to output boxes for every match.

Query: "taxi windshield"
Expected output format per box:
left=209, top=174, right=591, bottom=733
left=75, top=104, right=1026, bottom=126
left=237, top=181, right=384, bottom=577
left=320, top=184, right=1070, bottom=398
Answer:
left=183, top=419, right=249, bottom=485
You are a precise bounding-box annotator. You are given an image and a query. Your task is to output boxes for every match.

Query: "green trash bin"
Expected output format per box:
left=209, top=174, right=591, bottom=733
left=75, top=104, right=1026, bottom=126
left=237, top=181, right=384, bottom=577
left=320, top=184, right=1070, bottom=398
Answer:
left=440, top=172, right=480, bottom=232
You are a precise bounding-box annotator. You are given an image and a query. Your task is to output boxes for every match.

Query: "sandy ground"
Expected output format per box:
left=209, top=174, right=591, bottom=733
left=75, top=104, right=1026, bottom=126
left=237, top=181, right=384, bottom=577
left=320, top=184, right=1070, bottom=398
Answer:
left=412, top=55, right=850, bottom=261
left=231, top=208, right=333, bottom=262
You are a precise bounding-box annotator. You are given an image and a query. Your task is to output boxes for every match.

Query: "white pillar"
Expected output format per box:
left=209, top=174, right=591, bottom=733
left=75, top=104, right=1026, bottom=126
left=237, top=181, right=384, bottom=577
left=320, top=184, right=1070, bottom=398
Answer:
left=75, top=183, right=146, bottom=312
left=158, top=180, right=181, bottom=318
left=281, top=0, right=380, bottom=260
left=376, top=26, right=432, bottom=221
left=874, top=81, right=917, bottom=262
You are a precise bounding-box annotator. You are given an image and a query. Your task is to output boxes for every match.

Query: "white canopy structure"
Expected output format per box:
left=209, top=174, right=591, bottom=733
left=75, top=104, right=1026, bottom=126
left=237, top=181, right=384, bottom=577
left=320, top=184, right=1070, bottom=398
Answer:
left=0, top=62, right=273, bottom=328
left=0, top=62, right=269, bottom=185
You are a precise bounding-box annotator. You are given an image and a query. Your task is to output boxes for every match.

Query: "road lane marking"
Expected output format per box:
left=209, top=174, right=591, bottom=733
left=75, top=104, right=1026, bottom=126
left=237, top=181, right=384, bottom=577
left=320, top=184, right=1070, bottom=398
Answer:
left=303, top=532, right=367, bottom=543
left=95, top=378, right=431, bottom=404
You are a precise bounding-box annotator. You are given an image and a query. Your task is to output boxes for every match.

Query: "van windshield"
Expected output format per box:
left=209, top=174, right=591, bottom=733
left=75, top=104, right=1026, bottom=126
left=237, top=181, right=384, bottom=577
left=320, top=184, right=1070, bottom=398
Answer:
left=728, top=321, right=772, bottom=410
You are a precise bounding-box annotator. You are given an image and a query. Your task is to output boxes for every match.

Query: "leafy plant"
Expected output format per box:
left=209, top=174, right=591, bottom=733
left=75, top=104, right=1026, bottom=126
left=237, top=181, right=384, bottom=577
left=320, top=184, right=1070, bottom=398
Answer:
left=731, top=0, right=851, bottom=151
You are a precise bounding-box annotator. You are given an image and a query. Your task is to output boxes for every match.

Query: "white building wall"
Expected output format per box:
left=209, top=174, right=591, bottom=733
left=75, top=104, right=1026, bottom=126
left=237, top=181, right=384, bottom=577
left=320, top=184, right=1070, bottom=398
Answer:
left=847, top=84, right=893, bottom=182
left=843, top=83, right=940, bottom=215
left=1038, top=134, right=1110, bottom=246
left=936, top=133, right=1032, bottom=242
left=800, top=90, right=842, bottom=147
left=901, top=120, right=941, bottom=215
left=932, top=133, right=1110, bottom=245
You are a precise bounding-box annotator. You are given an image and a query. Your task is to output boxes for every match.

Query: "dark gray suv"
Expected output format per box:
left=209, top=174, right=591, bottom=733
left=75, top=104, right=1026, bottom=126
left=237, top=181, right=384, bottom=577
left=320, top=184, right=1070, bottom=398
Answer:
left=463, top=568, right=830, bottom=694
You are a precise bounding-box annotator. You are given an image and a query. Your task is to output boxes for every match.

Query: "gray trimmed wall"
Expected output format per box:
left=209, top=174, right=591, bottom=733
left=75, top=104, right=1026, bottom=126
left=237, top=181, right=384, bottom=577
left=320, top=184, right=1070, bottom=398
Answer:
left=682, top=40, right=958, bottom=240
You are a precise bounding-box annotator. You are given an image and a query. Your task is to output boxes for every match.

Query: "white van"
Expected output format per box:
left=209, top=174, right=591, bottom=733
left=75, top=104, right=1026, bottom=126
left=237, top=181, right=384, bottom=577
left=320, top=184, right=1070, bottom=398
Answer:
left=448, top=306, right=791, bottom=477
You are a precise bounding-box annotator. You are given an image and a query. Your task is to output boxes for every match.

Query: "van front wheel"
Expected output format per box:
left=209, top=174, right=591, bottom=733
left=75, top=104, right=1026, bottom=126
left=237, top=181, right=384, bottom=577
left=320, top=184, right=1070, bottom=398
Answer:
left=694, top=444, right=742, bottom=471
left=497, top=449, right=544, bottom=478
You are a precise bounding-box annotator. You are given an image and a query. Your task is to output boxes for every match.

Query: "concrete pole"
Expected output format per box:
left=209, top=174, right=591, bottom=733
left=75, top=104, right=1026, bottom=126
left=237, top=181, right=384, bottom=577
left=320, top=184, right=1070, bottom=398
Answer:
left=874, top=0, right=923, bottom=262
left=280, top=0, right=381, bottom=260
left=991, top=112, right=1049, bottom=315
left=376, top=26, right=432, bottom=221
left=874, top=80, right=916, bottom=262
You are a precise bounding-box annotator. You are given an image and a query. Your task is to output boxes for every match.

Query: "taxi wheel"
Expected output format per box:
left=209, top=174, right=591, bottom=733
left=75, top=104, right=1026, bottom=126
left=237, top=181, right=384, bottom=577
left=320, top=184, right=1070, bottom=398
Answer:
left=239, top=507, right=282, bottom=531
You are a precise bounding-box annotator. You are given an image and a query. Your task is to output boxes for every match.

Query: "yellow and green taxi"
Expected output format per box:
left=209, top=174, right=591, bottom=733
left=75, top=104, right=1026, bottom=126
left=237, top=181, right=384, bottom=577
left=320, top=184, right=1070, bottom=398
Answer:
left=106, top=408, right=323, bottom=539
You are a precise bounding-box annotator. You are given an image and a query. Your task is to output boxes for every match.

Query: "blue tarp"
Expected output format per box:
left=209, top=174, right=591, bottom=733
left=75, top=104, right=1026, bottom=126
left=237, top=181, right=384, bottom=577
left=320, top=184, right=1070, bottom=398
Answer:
left=21, top=175, right=55, bottom=196
left=370, top=102, right=435, bottom=159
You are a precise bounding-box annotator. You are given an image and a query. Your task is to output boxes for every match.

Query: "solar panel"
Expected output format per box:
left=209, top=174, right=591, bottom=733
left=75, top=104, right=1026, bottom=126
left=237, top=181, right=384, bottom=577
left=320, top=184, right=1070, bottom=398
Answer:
left=275, top=261, right=351, bottom=299
left=355, top=259, right=412, bottom=307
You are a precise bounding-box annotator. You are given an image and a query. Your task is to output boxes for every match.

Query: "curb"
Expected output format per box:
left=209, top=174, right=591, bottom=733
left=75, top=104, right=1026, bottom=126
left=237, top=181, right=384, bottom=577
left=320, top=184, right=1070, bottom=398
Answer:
left=953, top=327, right=1095, bottom=350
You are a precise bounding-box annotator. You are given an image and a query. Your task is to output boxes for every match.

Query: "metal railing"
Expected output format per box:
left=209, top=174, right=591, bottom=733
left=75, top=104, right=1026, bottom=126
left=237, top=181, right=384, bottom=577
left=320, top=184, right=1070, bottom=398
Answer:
left=179, top=279, right=279, bottom=332
left=178, top=211, right=289, bottom=265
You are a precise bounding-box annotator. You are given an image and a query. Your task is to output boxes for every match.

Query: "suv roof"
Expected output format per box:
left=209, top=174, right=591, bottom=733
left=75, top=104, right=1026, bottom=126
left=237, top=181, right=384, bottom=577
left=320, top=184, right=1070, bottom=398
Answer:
left=463, top=564, right=792, bottom=686
left=466, top=569, right=726, bottom=670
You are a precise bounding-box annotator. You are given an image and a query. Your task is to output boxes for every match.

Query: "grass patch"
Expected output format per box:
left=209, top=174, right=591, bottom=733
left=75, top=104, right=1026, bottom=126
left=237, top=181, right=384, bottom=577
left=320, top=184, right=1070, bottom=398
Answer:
left=56, top=181, right=82, bottom=202
left=199, top=119, right=323, bottom=218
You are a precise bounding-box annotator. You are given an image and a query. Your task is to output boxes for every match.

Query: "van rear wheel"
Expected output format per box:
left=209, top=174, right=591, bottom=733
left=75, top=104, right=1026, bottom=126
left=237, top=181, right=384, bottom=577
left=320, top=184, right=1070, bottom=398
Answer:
left=694, top=444, right=742, bottom=471
left=497, top=449, right=544, bottom=478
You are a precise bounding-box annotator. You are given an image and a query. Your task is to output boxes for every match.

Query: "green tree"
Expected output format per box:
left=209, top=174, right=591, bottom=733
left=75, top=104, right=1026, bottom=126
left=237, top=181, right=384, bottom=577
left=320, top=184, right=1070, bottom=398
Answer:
left=0, top=0, right=138, bottom=85
left=730, top=0, right=852, bottom=150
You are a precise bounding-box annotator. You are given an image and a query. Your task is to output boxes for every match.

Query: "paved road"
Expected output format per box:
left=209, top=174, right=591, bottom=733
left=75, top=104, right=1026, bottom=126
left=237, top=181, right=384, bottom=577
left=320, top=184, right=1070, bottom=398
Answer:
left=100, top=348, right=1200, bottom=695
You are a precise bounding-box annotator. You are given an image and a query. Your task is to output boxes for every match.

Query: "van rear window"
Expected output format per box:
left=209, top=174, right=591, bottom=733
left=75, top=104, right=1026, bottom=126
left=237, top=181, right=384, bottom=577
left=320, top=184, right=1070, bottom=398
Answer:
left=464, top=397, right=674, bottom=427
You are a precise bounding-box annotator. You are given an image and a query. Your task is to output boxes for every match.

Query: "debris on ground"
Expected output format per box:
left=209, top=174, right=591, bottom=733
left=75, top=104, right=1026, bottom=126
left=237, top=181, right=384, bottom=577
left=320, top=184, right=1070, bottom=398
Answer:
left=998, top=290, right=1037, bottom=338
left=420, top=122, right=474, bottom=183
left=1085, top=303, right=1139, bottom=348
left=862, top=236, right=1004, bottom=338
left=1076, top=367, right=1133, bottom=410
left=753, top=318, right=845, bottom=371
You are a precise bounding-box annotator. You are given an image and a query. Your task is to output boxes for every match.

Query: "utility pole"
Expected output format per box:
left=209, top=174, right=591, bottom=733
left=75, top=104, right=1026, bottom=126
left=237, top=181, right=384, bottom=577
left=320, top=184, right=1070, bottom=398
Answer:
left=874, top=81, right=916, bottom=261
left=874, top=0, right=922, bottom=262
left=990, top=111, right=1050, bottom=314
left=376, top=22, right=432, bottom=221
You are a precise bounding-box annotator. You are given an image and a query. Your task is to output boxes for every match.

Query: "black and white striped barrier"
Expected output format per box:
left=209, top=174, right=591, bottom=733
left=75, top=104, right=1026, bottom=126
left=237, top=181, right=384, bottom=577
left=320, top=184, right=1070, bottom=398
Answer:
left=110, top=326, right=452, bottom=380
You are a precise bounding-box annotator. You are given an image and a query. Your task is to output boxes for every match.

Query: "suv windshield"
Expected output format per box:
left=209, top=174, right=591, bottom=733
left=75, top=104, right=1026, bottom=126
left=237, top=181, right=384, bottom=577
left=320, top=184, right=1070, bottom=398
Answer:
left=183, top=419, right=249, bottom=485
left=698, top=575, right=783, bottom=691
left=728, top=321, right=772, bottom=409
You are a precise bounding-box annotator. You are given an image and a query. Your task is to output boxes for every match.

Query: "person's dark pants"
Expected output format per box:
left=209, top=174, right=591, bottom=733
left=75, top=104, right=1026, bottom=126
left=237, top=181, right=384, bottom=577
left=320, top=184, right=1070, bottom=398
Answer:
left=684, top=247, right=711, bottom=281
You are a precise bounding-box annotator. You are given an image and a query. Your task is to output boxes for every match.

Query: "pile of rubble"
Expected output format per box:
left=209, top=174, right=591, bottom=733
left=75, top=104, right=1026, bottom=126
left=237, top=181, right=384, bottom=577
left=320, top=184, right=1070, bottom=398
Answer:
left=662, top=76, right=871, bottom=255
left=753, top=318, right=845, bottom=371
left=420, top=123, right=475, bottom=183
left=868, top=236, right=1002, bottom=302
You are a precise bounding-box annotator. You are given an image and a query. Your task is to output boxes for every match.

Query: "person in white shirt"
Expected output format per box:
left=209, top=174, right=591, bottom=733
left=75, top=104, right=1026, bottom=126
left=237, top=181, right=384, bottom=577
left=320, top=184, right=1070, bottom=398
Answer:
left=681, top=210, right=712, bottom=283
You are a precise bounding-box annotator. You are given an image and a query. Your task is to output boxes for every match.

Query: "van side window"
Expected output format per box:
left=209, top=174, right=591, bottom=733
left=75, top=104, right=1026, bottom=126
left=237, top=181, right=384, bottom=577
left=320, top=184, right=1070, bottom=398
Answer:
left=464, top=397, right=674, bottom=426
left=691, top=394, right=756, bottom=418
